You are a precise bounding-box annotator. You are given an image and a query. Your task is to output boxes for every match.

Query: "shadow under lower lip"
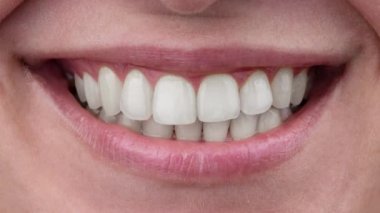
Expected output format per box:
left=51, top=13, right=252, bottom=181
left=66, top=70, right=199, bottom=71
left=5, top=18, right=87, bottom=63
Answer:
left=31, top=61, right=342, bottom=183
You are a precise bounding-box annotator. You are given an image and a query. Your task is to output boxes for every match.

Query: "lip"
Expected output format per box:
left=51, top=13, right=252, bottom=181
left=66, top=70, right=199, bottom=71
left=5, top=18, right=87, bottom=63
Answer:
left=30, top=53, right=341, bottom=183
left=28, top=45, right=352, bottom=75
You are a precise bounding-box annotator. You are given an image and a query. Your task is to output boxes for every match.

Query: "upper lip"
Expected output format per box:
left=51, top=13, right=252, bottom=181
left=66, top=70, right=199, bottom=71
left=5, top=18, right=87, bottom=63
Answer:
left=28, top=45, right=352, bottom=77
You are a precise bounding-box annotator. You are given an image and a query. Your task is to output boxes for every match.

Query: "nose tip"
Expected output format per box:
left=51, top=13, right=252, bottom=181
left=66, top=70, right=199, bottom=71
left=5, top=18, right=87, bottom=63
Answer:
left=160, top=0, right=218, bottom=15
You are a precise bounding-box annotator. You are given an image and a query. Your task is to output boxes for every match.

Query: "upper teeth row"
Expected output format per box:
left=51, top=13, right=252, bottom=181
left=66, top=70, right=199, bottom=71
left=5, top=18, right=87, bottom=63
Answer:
left=75, top=67, right=308, bottom=124
left=74, top=67, right=309, bottom=139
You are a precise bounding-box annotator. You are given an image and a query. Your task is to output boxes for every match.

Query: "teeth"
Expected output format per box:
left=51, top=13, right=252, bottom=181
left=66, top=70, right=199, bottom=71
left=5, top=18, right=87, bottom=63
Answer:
left=230, top=113, right=258, bottom=140
left=240, top=70, right=273, bottom=115
left=87, top=106, right=100, bottom=116
left=203, top=121, right=230, bottom=142
left=175, top=120, right=202, bottom=141
left=271, top=68, right=294, bottom=109
left=98, top=67, right=122, bottom=116
left=258, top=108, right=282, bottom=133
left=142, top=118, right=173, bottom=139
left=291, top=69, right=308, bottom=106
left=153, top=75, right=196, bottom=125
left=74, top=74, right=86, bottom=103
left=99, top=109, right=117, bottom=123
left=198, top=74, right=240, bottom=122
left=117, top=114, right=142, bottom=133
left=120, top=70, right=153, bottom=120
left=280, top=108, right=292, bottom=121
left=74, top=65, right=311, bottom=141
left=83, top=73, right=102, bottom=109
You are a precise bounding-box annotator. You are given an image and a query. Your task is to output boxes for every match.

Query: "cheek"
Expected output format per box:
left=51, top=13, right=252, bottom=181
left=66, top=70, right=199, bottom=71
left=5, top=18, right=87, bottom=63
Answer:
left=0, top=0, right=23, bottom=21
left=348, top=0, right=380, bottom=35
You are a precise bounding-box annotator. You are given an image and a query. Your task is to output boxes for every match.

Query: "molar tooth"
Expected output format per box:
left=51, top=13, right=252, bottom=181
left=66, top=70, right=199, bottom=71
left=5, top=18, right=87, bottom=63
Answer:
left=175, top=120, right=202, bottom=141
left=230, top=113, right=258, bottom=140
left=142, top=118, right=173, bottom=139
left=240, top=70, right=273, bottom=115
left=258, top=108, right=282, bottom=133
left=74, top=74, right=86, bottom=103
left=153, top=75, right=196, bottom=125
left=291, top=69, right=308, bottom=106
left=271, top=68, right=294, bottom=109
left=98, top=67, right=122, bottom=116
left=117, top=114, right=142, bottom=133
left=203, top=121, right=230, bottom=142
left=83, top=73, right=102, bottom=109
left=120, top=70, right=153, bottom=120
left=99, top=109, right=117, bottom=123
left=280, top=108, right=292, bottom=121
left=198, top=74, right=240, bottom=122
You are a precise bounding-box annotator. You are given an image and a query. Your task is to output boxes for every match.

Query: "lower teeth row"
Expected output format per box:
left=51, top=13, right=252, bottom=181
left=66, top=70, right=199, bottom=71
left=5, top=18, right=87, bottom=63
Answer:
left=69, top=66, right=311, bottom=142
left=91, top=106, right=293, bottom=142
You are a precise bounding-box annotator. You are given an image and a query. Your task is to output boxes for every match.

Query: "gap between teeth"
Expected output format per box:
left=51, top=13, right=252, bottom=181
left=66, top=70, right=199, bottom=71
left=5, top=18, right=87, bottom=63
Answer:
left=73, top=67, right=309, bottom=142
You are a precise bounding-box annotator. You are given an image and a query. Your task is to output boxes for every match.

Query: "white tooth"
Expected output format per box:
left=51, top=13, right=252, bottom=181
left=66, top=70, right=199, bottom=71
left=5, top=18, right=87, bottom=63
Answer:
left=291, top=69, right=308, bottom=106
left=153, top=75, right=196, bottom=125
left=83, top=73, right=102, bottom=109
left=120, top=70, right=153, bottom=120
left=240, top=71, right=273, bottom=115
left=271, top=68, right=294, bottom=109
left=98, top=67, right=122, bottom=116
left=117, top=114, right=142, bottom=133
left=99, top=109, right=117, bottom=123
left=203, top=121, right=230, bottom=142
left=74, top=74, right=86, bottom=103
left=230, top=113, right=258, bottom=140
left=258, top=108, right=282, bottom=133
left=175, top=120, right=202, bottom=141
left=280, top=108, right=292, bottom=121
left=142, top=118, right=173, bottom=139
left=198, top=74, right=240, bottom=122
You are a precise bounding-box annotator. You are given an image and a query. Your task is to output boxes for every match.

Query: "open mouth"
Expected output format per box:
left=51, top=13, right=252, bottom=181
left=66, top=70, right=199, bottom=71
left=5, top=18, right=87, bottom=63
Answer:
left=64, top=61, right=313, bottom=141
left=27, top=51, right=345, bottom=183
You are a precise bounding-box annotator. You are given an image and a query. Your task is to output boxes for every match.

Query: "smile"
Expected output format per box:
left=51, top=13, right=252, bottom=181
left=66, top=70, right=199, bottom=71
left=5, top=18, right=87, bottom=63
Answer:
left=27, top=47, right=345, bottom=183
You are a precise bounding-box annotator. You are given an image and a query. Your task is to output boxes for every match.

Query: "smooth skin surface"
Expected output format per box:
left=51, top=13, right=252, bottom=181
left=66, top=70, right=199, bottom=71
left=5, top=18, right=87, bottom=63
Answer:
left=0, top=0, right=380, bottom=212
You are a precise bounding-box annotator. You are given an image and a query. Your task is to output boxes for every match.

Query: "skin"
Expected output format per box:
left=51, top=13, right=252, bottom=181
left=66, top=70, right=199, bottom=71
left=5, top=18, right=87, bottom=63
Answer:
left=0, top=0, right=380, bottom=212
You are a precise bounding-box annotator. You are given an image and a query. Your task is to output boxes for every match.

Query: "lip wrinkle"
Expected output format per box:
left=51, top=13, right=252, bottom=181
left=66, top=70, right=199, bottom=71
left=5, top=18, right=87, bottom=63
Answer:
left=32, top=62, right=339, bottom=184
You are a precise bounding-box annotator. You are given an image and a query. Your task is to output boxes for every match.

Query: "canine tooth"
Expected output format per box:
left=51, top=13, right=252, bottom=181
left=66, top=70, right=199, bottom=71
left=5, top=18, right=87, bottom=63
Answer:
left=99, top=109, right=117, bottom=123
left=240, top=70, right=273, bottom=115
left=74, top=74, right=86, bottom=103
left=142, top=118, right=173, bottom=139
left=291, top=69, right=308, bottom=106
left=203, top=121, right=230, bottom=142
left=280, top=108, right=292, bottom=121
left=230, top=113, right=258, bottom=140
left=120, top=70, right=153, bottom=120
left=258, top=108, right=282, bottom=133
left=198, top=74, right=240, bottom=122
left=117, top=114, right=142, bottom=133
left=98, top=67, right=122, bottom=116
left=153, top=75, right=196, bottom=125
left=271, top=68, right=294, bottom=109
left=83, top=73, right=102, bottom=109
left=175, top=120, right=202, bottom=141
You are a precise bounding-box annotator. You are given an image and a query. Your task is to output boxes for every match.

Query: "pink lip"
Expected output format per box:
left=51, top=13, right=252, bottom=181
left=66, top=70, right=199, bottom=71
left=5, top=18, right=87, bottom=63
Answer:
left=31, top=45, right=350, bottom=74
left=33, top=61, right=338, bottom=183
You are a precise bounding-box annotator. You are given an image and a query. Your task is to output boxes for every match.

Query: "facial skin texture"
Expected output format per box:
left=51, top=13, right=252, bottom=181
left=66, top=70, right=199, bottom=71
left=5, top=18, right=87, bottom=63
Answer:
left=0, top=0, right=380, bottom=212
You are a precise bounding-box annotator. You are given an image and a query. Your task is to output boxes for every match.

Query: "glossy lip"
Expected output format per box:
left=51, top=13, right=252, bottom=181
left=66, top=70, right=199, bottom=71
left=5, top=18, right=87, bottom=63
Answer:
left=31, top=57, right=340, bottom=184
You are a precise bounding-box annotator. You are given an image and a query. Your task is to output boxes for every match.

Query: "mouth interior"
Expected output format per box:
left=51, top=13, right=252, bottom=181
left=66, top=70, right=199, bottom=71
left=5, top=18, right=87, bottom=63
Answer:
left=30, top=59, right=343, bottom=143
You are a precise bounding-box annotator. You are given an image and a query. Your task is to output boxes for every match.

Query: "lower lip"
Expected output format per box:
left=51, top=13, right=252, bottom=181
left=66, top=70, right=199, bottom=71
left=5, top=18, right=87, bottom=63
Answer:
left=34, top=63, right=337, bottom=183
